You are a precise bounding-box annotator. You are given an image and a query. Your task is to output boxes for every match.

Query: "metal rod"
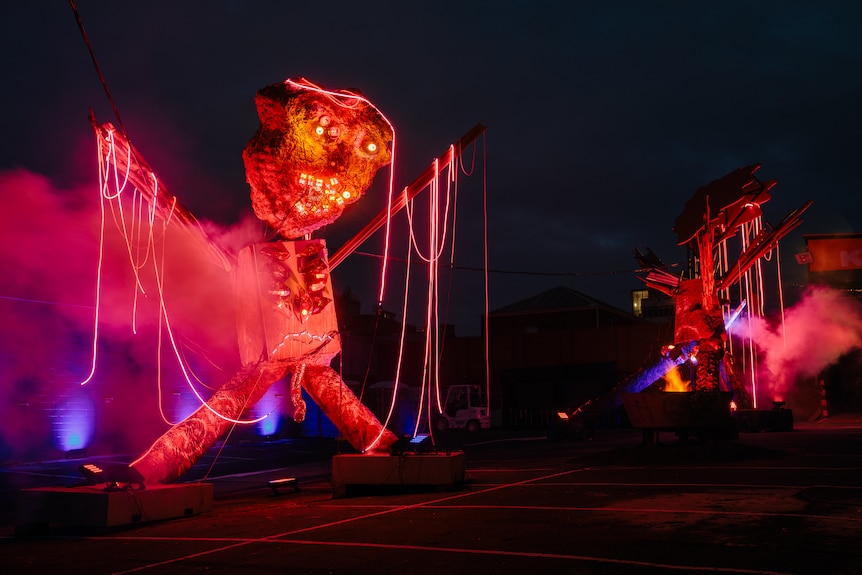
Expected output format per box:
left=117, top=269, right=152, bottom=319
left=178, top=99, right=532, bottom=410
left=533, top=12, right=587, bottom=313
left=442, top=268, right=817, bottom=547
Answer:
left=91, top=114, right=236, bottom=272
left=329, top=123, right=487, bottom=270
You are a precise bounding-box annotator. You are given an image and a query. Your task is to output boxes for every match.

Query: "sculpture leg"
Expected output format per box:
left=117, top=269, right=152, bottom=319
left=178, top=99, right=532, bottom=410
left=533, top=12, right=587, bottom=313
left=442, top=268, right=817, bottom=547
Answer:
left=301, top=365, right=397, bottom=453
left=689, top=333, right=724, bottom=392
left=694, top=350, right=721, bottom=391
left=131, top=360, right=288, bottom=485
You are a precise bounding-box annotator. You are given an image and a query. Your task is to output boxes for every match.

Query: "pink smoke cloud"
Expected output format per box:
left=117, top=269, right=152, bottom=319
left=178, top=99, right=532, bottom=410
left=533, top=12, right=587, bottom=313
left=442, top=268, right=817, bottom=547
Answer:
left=729, top=286, right=862, bottom=403
left=0, top=167, right=261, bottom=461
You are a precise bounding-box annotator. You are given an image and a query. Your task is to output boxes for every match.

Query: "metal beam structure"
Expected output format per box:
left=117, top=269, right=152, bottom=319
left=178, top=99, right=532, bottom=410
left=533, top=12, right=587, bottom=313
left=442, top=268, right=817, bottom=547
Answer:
left=90, top=114, right=236, bottom=272
left=329, top=122, right=487, bottom=270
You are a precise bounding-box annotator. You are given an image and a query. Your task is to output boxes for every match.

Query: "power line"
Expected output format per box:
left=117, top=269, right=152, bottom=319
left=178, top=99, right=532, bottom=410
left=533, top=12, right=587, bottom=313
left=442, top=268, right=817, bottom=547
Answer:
left=351, top=251, right=680, bottom=278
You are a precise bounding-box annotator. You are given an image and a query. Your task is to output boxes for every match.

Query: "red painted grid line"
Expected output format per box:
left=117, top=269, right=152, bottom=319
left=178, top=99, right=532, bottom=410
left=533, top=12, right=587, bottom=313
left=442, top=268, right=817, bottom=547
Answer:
left=97, top=463, right=812, bottom=575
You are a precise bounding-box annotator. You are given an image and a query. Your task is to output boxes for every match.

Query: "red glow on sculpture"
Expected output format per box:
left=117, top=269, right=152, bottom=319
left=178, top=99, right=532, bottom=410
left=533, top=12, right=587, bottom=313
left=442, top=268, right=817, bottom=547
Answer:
left=624, top=164, right=813, bottom=435
left=76, top=63, right=491, bottom=486
left=86, top=78, right=403, bottom=484
left=243, top=79, right=394, bottom=240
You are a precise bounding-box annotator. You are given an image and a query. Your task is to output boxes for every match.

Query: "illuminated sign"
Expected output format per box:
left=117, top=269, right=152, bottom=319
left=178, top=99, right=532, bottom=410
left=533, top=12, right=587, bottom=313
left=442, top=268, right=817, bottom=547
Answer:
left=806, top=235, right=862, bottom=272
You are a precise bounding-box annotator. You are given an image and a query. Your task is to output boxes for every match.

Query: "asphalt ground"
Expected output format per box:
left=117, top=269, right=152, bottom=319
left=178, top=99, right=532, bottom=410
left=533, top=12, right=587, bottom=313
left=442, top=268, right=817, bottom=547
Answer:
left=2, top=416, right=861, bottom=575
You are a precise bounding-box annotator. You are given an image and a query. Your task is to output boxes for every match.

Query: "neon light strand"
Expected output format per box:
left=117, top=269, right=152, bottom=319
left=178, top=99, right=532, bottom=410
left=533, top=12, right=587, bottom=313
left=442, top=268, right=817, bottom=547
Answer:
left=88, top=130, right=268, bottom=426
left=366, top=150, right=459, bottom=446
left=377, top=135, right=490, bottom=437
left=406, top=156, right=454, bottom=429
left=434, top=157, right=457, bottom=415
left=459, top=138, right=477, bottom=176
left=131, top=365, right=273, bottom=470
left=423, top=166, right=439, bottom=426
left=741, top=220, right=758, bottom=408
left=433, top=159, right=457, bottom=414
left=428, top=159, right=441, bottom=418
left=405, top=157, right=454, bottom=264
left=104, top=131, right=151, bottom=296
left=776, top=241, right=787, bottom=349
left=284, top=78, right=398, bottom=307
left=364, top=208, right=413, bottom=452
left=79, top=131, right=109, bottom=386
left=146, top=192, right=266, bottom=426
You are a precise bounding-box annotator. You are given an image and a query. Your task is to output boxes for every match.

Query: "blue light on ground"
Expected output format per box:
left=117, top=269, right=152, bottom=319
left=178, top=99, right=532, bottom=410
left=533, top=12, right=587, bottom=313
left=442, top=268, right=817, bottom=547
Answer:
left=52, top=391, right=95, bottom=452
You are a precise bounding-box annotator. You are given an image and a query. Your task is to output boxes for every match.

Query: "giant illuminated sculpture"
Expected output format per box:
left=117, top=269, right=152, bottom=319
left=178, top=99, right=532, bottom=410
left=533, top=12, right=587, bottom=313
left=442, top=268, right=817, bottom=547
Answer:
left=91, top=79, right=402, bottom=484
left=636, top=165, right=811, bottom=404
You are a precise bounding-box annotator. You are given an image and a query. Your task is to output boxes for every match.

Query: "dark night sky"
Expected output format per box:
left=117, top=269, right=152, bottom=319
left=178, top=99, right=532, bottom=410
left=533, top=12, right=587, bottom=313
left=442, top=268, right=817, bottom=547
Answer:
left=2, top=1, right=862, bottom=335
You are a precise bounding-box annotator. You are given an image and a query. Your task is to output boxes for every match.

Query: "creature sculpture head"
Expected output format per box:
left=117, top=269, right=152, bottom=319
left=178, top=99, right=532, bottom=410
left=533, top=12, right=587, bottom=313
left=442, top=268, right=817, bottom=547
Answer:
left=243, top=78, right=393, bottom=239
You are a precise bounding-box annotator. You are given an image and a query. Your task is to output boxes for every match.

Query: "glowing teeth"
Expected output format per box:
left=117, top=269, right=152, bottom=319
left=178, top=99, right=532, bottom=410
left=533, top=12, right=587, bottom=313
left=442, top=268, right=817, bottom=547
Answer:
left=295, top=173, right=357, bottom=215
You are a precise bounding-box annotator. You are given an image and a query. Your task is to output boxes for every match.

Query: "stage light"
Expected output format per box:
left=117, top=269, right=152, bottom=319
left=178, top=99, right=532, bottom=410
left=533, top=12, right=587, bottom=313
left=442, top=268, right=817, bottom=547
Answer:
left=391, top=434, right=435, bottom=455
left=79, top=463, right=105, bottom=485
left=78, top=462, right=145, bottom=490
left=268, top=477, right=299, bottom=495
left=410, top=434, right=432, bottom=449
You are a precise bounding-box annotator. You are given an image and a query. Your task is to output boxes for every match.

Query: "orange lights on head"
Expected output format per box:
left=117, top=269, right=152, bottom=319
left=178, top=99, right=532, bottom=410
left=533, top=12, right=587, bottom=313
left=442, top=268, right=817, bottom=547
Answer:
left=244, top=78, right=394, bottom=239
left=294, top=173, right=358, bottom=218
left=313, top=116, right=340, bottom=139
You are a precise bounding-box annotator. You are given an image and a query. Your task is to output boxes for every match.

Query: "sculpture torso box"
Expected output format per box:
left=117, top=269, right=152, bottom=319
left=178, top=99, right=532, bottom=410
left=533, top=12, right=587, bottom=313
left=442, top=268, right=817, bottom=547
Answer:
left=235, top=240, right=339, bottom=367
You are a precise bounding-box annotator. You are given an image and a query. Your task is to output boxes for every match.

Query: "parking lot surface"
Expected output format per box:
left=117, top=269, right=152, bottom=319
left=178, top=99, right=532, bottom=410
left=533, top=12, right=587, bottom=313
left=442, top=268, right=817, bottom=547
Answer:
left=2, top=417, right=861, bottom=575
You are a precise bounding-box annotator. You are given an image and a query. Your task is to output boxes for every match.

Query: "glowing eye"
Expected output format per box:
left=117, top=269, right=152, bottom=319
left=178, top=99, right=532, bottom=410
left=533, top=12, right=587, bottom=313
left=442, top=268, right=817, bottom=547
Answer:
left=342, top=191, right=352, bottom=200
left=319, top=116, right=331, bottom=126
left=366, top=142, right=378, bottom=153
left=328, top=127, right=340, bottom=138
left=315, top=126, right=325, bottom=136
